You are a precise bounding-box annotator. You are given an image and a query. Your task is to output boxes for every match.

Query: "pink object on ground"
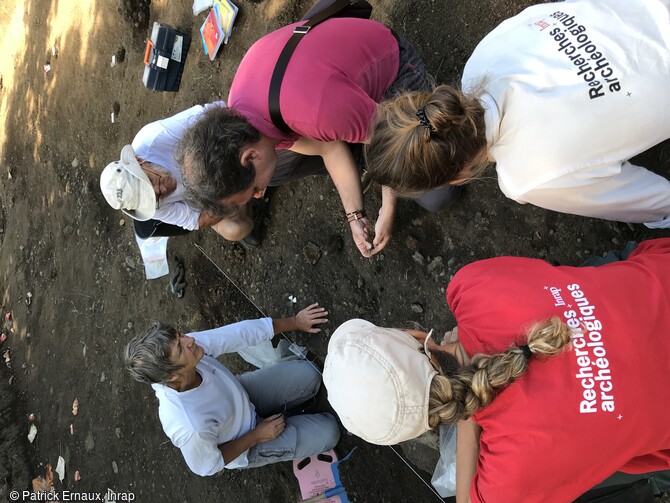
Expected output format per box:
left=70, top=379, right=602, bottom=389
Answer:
left=293, top=450, right=341, bottom=502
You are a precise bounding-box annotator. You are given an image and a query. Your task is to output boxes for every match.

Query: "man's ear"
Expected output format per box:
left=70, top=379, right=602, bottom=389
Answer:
left=239, top=146, right=255, bottom=167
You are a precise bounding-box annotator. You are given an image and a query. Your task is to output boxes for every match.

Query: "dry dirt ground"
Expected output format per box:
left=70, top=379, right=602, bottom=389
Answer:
left=0, top=0, right=669, bottom=501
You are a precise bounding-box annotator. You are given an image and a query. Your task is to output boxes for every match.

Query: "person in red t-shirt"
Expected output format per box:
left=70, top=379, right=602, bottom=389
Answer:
left=176, top=17, right=460, bottom=258
left=324, top=238, right=670, bottom=502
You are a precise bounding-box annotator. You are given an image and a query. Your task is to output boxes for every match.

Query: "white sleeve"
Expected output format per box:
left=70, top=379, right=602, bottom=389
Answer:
left=176, top=430, right=226, bottom=476
left=191, top=318, right=274, bottom=357
left=517, top=161, right=670, bottom=228
left=153, top=201, right=200, bottom=230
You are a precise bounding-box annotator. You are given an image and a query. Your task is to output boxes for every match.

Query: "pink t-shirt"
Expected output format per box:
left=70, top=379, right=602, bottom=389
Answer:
left=228, top=18, right=399, bottom=149
left=446, top=239, right=670, bottom=503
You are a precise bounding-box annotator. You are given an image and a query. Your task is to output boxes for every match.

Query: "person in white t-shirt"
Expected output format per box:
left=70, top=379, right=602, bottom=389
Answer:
left=100, top=102, right=265, bottom=244
left=365, top=0, right=670, bottom=229
left=123, top=303, right=340, bottom=476
left=101, top=102, right=321, bottom=247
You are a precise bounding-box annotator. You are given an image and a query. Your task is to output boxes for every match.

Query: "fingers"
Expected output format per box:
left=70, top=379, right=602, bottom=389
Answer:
left=444, top=327, right=459, bottom=344
left=350, top=220, right=374, bottom=257
left=302, top=303, right=328, bottom=316
left=372, top=234, right=390, bottom=251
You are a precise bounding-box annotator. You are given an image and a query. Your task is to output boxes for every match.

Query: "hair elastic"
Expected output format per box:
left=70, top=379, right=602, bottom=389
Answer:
left=415, top=107, right=436, bottom=132
left=519, top=344, right=532, bottom=359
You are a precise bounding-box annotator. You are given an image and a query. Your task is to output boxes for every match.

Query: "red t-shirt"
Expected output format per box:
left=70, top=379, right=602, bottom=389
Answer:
left=228, top=18, right=399, bottom=149
left=446, top=239, right=670, bottom=503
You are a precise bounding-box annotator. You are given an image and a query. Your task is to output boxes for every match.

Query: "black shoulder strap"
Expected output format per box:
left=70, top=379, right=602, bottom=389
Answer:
left=268, top=0, right=357, bottom=134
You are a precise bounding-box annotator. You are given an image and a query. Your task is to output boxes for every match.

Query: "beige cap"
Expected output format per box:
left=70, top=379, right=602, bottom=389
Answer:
left=323, top=319, right=437, bottom=445
left=100, top=145, right=156, bottom=221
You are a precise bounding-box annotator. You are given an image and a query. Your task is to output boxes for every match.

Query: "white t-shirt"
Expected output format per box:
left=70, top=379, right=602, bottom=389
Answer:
left=151, top=318, right=274, bottom=475
left=462, top=0, right=670, bottom=227
left=132, top=101, right=226, bottom=230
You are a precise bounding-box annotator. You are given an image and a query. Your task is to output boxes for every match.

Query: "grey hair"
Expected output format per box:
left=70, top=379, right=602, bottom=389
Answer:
left=123, top=321, right=183, bottom=384
left=176, top=106, right=259, bottom=217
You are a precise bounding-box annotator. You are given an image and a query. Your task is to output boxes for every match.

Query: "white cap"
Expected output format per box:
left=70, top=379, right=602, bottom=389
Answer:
left=100, top=145, right=156, bottom=221
left=323, top=319, right=437, bottom=445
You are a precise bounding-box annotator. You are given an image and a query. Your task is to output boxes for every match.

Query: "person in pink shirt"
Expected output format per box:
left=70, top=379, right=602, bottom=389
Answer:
left=177, top=17, right=460, bottom=258
left=324, top=239, right=670, bottom=502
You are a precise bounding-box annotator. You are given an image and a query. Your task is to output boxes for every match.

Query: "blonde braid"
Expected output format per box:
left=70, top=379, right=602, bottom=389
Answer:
left=428, top=317, right=573, bottom=425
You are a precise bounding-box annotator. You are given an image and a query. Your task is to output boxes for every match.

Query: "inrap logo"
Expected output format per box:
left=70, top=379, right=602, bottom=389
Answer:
left=116, top=189, right=124, bottom=202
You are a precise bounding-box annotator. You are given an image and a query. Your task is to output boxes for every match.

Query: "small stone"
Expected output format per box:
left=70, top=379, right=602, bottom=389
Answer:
left=119, top=219, right=125, bottom=226
left=71, top=158, right=79, bottom=168
left=127, top=321, right=133, bottom=330
left=411, top=303, right=424, bottom=314
left=412, top=251, right=425, bottom=266
left=303, top=242, right=322, bottom=266
left=447, top=257, right=456, bottom=267
left=124, top=256, right=135, bottom=269
left=611, top=237, right=620, bottom=245
left=84, top=431, right=95, bottom=452
left=405, top=235, right=418, bottom=251
left=427, top=256, right=443, bottom=273
left=115, top=428, right=122, bottom=439
left=100, top=372, right=105, bottom=382
left=357, top=278, right=364, bottom=289
left=112, top=461, right=118, bottom=474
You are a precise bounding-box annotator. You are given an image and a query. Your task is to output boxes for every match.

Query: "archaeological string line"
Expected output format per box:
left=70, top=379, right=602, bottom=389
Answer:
left=194, top=243, right=446, bottom=503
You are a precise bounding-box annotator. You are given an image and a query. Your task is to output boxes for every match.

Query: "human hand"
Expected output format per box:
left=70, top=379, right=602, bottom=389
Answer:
left=349, top=217, right=374, bottom=258
left=442, top=326, right=459, bottom=345
left=254, top=414, right=286, bottom=442
left=295, top=303, right=329, bottom=333
left=371, top=204, right=395, bottom=255
left=442, top=327, right=470, bottom=366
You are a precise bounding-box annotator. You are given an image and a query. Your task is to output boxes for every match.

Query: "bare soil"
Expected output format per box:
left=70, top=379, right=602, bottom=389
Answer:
left=0, top=0, right=669, bottom=501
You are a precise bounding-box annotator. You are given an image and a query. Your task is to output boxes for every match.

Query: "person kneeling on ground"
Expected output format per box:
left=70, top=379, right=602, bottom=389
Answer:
left=123, top=303, right=340, bottom=476
left=177, top=16, right=461, bottom=259
left=100, top=102, right=277, bottom=248
left=324, top=239, right=670, bottom=502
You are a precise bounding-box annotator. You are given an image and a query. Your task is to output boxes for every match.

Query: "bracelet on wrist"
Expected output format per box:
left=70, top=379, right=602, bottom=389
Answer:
left=346, top=209, right=366, bottom=223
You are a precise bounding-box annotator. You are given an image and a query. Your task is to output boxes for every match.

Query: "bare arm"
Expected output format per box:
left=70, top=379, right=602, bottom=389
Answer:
left=272, top=303, right=329, bottom=334
left=456, top=418, right=481, bottom=503
left=197, top=211, right=224, bottom=229
left=291, top=138, right=384, bottom=257
left=218, top=414, right=285, bottom=465
left=374, top=186, right=397, bottom=252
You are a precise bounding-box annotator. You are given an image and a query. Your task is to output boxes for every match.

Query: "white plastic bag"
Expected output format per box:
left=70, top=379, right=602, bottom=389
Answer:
left=431, top=423, right=458, bottom=497
left=192, top=0, right=214, bottom=15
left=238, top=338, right=308, bottom=369
left=134, top=234, right=169, bottom=279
